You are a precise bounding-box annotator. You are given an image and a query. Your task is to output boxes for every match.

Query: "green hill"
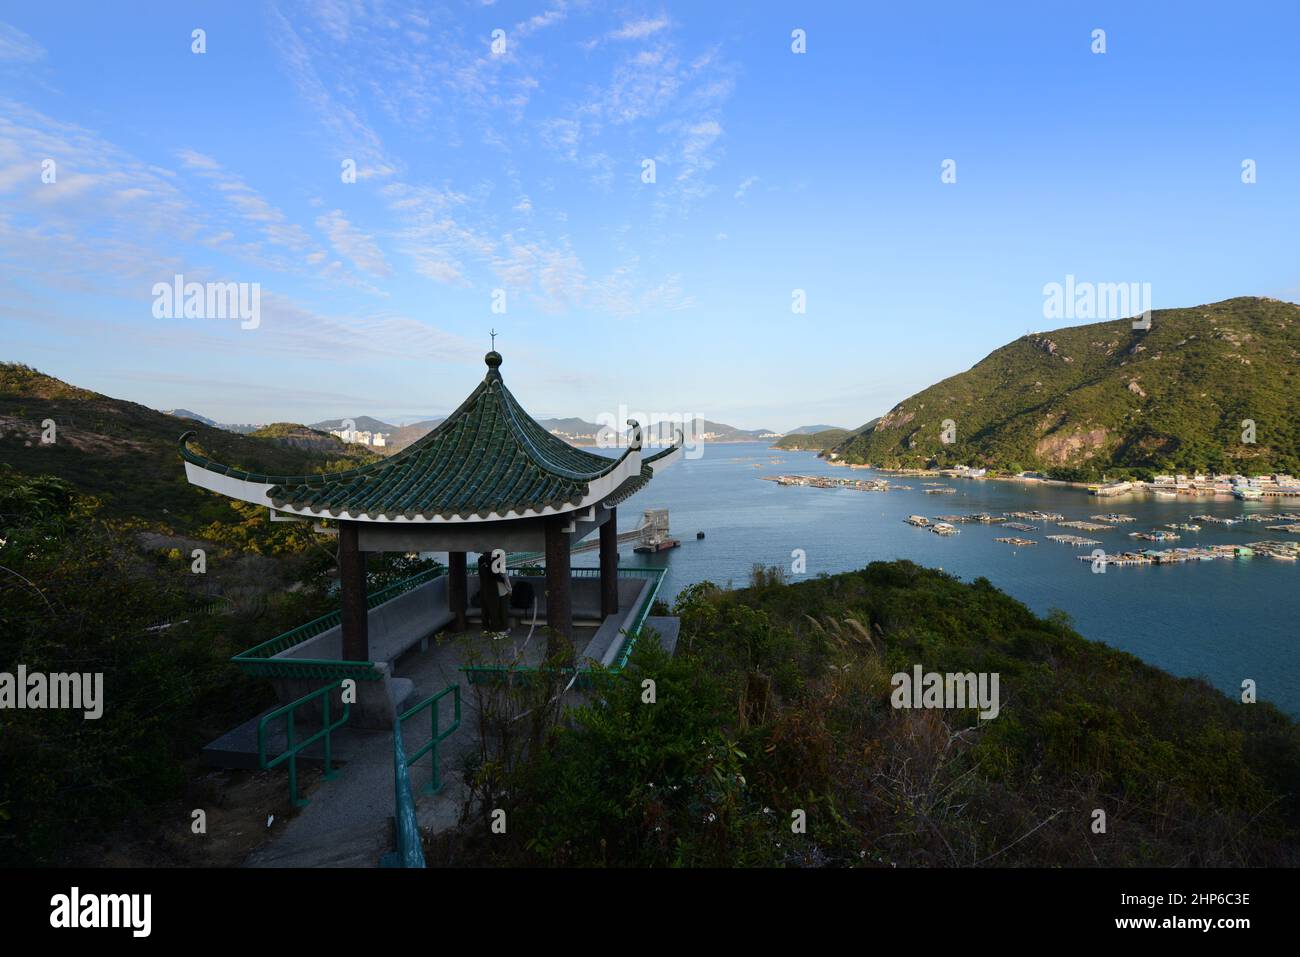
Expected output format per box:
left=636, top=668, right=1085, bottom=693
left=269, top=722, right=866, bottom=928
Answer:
left=775, top=427, right=850, bottom=450
left=441, top=562, right=1300, bottom=867
left=776, top=419, right=879, bottom=451
left=0, top=363, right=379, bottom=530
left=833, top=297, right=1300, bottom=480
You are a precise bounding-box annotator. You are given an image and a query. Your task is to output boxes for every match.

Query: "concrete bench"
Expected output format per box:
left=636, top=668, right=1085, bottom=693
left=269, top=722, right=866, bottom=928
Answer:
left=274, top=576, right=454, bottom=671
left=270, top=576, right=458, bottom=727
left=577, top=576, right=655, bottom=666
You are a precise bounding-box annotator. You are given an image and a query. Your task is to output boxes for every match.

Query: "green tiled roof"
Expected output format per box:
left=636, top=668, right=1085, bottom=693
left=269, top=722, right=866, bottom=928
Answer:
left=180, top=351, right=678, bottom=521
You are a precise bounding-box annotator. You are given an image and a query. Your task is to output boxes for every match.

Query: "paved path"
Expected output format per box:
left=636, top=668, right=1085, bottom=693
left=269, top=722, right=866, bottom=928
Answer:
left=242, top=623, right=572, bottom=867
left=242, top=616, right=678, bottom=867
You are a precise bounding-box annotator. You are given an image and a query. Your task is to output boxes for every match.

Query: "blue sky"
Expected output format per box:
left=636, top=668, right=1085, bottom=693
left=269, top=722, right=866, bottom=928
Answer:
left=2, top=1, right=1298, bottom=430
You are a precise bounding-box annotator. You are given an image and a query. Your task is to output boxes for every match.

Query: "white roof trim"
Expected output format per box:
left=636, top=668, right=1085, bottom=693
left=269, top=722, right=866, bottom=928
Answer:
left=646, top=443, right=684, bottom=475
left=184, top=450, right=644, bottom=524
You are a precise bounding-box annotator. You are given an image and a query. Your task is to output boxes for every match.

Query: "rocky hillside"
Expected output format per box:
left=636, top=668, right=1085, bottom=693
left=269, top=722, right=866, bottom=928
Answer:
left=834, top=297, right=1300, bottom=479
left=0, top=363, right=379, bottom=529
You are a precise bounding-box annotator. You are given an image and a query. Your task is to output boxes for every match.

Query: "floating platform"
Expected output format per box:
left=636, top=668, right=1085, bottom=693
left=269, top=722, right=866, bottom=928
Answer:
left=634, top=538, right=681, bottom=554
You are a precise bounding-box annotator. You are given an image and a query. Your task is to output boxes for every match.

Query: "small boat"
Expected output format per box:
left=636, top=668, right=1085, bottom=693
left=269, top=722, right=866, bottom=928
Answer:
left=696, top=531, right=705, bottom=540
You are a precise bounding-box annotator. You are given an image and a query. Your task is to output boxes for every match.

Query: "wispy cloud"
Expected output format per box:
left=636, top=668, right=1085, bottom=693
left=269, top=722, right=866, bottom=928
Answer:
left=0, top=22, right=44, bottom=62
left=609, top=17, right=671, bottom=41
left=316, top=208, right=392, bottom=277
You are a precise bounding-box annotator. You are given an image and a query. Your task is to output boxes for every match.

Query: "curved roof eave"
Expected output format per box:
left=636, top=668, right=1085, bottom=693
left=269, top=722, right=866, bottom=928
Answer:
left=182, top=445, right=645, bottom=523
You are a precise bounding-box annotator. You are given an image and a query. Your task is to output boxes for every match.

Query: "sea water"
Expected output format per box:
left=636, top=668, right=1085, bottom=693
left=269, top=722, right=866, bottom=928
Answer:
left=583, top=442, right=1300, bottom=715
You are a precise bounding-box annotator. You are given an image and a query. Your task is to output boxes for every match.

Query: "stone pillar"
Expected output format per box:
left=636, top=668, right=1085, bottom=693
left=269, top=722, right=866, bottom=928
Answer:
left=448, top=551, right=468, bottom=631
left=544, top=515, right=573, bottom=661
left=600, top=507, right=619, bottom=618
left=338, top=520, right=369, bottom=661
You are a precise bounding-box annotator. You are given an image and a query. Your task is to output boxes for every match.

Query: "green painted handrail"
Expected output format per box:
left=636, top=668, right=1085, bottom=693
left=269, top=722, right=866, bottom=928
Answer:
left=400, top=684, right=462, bottom=795
left=257, top=681, right=350, bottom=807
left=384, top=716, right=427, bottom=868
left=614, top=567, right=664, bottom=668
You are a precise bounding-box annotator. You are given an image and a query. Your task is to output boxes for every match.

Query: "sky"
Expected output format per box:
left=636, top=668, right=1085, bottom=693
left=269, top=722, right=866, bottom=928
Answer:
left=2, top=1, right=1299, bottom=431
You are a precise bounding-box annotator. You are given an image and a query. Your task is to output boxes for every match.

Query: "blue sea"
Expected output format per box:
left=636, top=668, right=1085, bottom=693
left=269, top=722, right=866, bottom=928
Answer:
left=580, top=442, right=1300, bottom=716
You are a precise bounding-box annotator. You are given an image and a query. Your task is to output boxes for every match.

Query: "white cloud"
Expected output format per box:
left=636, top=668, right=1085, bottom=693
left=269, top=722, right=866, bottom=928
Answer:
left=610, top=18, right=670, bottom=41
left=0, top=22, right=44, bottom=62
left=316, top=209, right=392, bottom=277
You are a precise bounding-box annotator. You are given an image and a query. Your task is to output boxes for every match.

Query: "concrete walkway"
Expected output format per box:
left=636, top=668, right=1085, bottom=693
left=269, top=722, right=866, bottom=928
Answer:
left=240, top=612, right=681, bottom=868
left=242, top=621, right=589, bottom=868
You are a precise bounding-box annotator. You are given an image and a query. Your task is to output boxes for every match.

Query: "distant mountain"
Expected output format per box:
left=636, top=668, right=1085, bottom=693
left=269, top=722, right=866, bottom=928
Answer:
left=537, top=416, right=772, bottom=444
left=536, top=417, right=603, bottom=439
left=163, top=408, right=261, bottom=434
left=0, top=363, right=378, bottom=529
left=308, top=416, right=398, bottom=434
left=294, top=411, right=777, bottom=455
left=381, top=414, right=774, bottom=452
left=250, top=423, right=351, bottom=453
left=833, top=297, right=1300, bottom=480
left=383, top=418, right=446, bottom=453
left=163, top=408, right=217, bottom=427
left=775, top=420, right=877, bottom=451
left=690, top=418, right=774, bottom=442
left=775, top=428, right=848, bottom=451
left=786, top=424, right=848, bottom=435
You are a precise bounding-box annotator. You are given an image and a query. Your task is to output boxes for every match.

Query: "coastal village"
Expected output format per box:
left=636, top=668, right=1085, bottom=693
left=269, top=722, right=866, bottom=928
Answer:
left=818, top=456, right=1300, bottom=500
left=761, top=469, right=1300, bottom=569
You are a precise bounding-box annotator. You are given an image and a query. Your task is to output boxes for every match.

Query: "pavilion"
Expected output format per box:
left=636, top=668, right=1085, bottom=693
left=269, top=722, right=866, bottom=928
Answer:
left=179, top=349, right=682, bottom=722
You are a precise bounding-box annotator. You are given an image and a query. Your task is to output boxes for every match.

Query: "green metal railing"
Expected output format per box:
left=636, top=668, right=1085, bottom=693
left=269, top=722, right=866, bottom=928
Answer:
left=382, top=714, right=427, bottom=868
left=381, top=683, right=461, bottom=868
left=257, top=680, right=350, bottom=807
left=461, top=567, right=665, bottom=685
left=232, top=568, right=445, bottom=681
left=399, top=684, right=462, bottom=795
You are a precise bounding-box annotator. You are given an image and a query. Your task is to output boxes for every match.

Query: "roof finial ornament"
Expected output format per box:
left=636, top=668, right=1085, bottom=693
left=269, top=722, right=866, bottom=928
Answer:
left=485, top=330, right=503, bottom=377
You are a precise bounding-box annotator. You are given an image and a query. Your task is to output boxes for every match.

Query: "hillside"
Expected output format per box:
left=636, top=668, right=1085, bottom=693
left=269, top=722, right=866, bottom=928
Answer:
left=776, top=419, right=878, bottom=450
left=163, top=408, right=218, bottom=427
left=163, top=409, right=262, bottom=434
left=834, top=297, right=1300, bottom=479
left=308, top=415, right=397, bottom=433
left=774, top=428, right=850, bottom=450
left=442, top=561, right=1300, bottom=867
left=786, top=423, right=849, bottom=435
left=250, top=423, right=354, bottom=454
left=383, top=417, right=447, bottom=452
left=0, top=363, right=379, bottom=529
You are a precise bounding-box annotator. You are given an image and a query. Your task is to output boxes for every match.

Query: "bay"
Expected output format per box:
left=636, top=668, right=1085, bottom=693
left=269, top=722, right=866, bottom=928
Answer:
left=579, top=442, right=1300, bottom=716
